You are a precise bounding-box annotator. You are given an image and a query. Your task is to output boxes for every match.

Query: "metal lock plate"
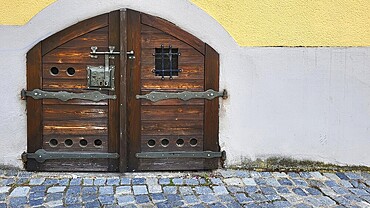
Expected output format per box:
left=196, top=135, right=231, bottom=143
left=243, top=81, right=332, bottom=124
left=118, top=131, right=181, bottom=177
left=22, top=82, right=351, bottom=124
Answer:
left=87, top=65, right=115, bottom=90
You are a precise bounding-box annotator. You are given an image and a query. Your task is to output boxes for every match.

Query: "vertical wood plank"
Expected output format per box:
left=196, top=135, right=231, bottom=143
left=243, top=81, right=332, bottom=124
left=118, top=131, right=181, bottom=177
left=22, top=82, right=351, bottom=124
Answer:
left=204, top=44, right=220, bottom=169
left=108, top=10, right=120, bottom=171
left=26, top=43, right=43, bottom=171
left=119, top=9, right=128, bottom=172
left=126, top=9, right=141, bottom=171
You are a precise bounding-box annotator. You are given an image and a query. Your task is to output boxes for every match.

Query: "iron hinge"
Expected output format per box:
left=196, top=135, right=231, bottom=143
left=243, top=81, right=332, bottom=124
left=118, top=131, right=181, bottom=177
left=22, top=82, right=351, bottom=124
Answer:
left=22, top=149, right=119, bottom=163
left=21, top=89, right=116, bottom=102
left=136, top=89, right=228, bottom=102
left=136, top=151, right=226, bottom=159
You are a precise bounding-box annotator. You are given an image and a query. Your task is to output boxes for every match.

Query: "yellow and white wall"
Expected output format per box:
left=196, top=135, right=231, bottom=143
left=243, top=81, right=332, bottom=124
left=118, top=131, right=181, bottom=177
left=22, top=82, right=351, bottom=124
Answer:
left=1, top=0, right=370, bottom=168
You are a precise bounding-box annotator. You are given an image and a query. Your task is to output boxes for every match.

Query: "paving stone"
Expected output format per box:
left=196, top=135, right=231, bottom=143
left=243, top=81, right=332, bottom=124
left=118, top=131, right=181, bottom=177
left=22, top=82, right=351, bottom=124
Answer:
left=210, top=202, right=227, bottom=208
left=276, top=186, right=290, bottom=194
left=349, top=188, right=369, bottom=196
left=45, top=200, right=64, bottom=207
left=265, top=194, right=280, bottom=201
left=213, top=186, right=228, bottom=195
left=151, top=193, right=166, bottom=202
left=219, top=170, right=236, bottom=178
left=179, top=186, right=193, bottom=195
left=0, top=203, right=5, bottom=208
left=0, top=187, right=10, bottom=194
left=361, top=195, right=370, bottom=203
left=70, top=178, right=82, bottom=185
left=195, top=186, right=213, bottom=195
left=310, top=172, right=326, bottom=180
left=292, top=187, right=308, bottom=196
left=260, top=187, right=277, bottom=195
left=117, top=195, right=135, bottom=205
left=47, top=186, right=66, bottom=193
left=227, top=186, right=243, bottom=193
left=331, top=186, right=350, bottom=195
left=339, top=179, right=353, bottom=187
left=249, top=193, right=268, bottom=202
left=132, top=178, right=146, bottom=185
left=29, top=198, right=44, bottom=206
left=0, top=193, right=6, bottom=201
left=235, top=170, right=249, bottom=178
left=336, top=172, right=350, bottom=180
left=265, top=178, right=281, bottom=187
left=29, top=178, right=45, bottom=185
left=345, top=172, right=362, bottom=180
left=9, top=196, right=27, bottom=207
left=9, top=186, right=30, bottom=197
left=58, top=178, right=69, bottom=186
left=65, top=195, right=79, bottom=205
left=133, top=185, right=148, bottom=195
left=163, top=186, right=177, bottom=194
left=245, top=186, right=258, bottom=194
left=172, top=178, right=183, bottom=185
left=185, top=178, right=199, bottom=186
left=299, top=172, right=312, bottom=179
left=43, top=178, right=59, bottom=185
left=66, top=186, right=81, bottom=196
left=319, top=187, right=337, bottom=197
left=115, top=186, right=131, bottom=195
left=82, top=178, right=93, bottom=186
left=98, top=195, right=115, bottom=205
left=135, top=195, right=150, bottom=204
left=120, top=177, right=131, bottom=185
left=323, top=173, right=341, bottom=181
left=199, top=194, right=217, bottom=204
left=350, top=180, right=359, bottom=188
left=295, top=203, right=313, bottom=208
left=224, top=178, right=243, bottom=186
left=146, top=177, right=158, bottom=185
left=210, top=178, right=223, bottom=185
left=106, top=178, right=120, bottom=186
left=15, top=178, right=29, bottom=185
left=82, top=186, right=97, bottom=195
left=272, top=200, right=291, bottom=207
left=317, top=196, right=337, bottom=206
left=30, top=185, right=46, bottom=193
left=82, top=194, right=97, bottom=202
left=287, top=172, right=300, bottom=178
left=305, top=187, right=321, bottom=195
left=199, top=178, right=207, bottom=185
left=184, top=194, right=199, bottom=204
left=235, top=193, right=252, bottom=204
left=278, top=178, right=293, bottom=186
left=94, top=178, right=106, bottom=186
left=333, top=196, right=352, bottom=206
left=158, top=178, right=170, bottom=185
left=307, top=179, right=325, bottom=188
left=255, top=178, right=267, bottom=186
left=242, top=178, right=256, bottom=186
left=293, top=179, right=308, bottom=186
left=84, top=201, right=101, bottom=208
left=166, top=193, right=181, bottom=202
left=99, top=186, right=114, bottom=195
left=148, top=185, right=162, bottom=193
left=46, top=193, right=64, bottom=201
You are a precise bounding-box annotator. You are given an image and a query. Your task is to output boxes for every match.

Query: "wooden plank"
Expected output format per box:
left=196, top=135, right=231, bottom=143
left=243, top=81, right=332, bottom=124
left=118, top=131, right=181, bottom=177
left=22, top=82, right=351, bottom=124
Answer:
left=59, top=27, right=108, bottom=49
left=141, top=13, right=205, bottom=54
left=43, top=78, right=87, bottom=90
left=141, top=106, right=204, bottom=121
left=43, top=120, right=108, bottom=136
left=119, top=9, right=128, bottom=172
left=42, top=14, right=109, bottom=55
left=141, top=135, right=203, bottom=152
left=43, top=135, right=108, bottom=152
left=43, top=105, right=107, bottom=121
left=42, top=48, right=105, bottom=64
left=138, top=158, right=205, bottom=171
left=43, top=64, right=88, bottom=79
left=26, top=43, right=43, bottom=171
left=141, top=33, right=193, bottom=49
left=141, top=52, right=204, bottom=64
left=141, top=120, right=203, bottom=136
left=43, top=99, right=108, bottom=106
left=142, top=48, right=203, bottom=58
left=108, top=10, right=120, bottom=171
left=141, top=64, right=204, bottom=80
left=140, top=95, right=204, bottom=106
left=41, top=159, right=109, bottom=172
left=204, top=44, right=220, bottom=169
left=141, top=79, right=204, bottom=91
left=126, top=10, right=141, bottom=171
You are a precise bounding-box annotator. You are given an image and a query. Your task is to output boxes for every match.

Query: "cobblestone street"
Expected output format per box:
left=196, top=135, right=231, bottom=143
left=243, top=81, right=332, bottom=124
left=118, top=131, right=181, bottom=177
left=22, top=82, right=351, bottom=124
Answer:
left=0, top=169, right=369, bottom=207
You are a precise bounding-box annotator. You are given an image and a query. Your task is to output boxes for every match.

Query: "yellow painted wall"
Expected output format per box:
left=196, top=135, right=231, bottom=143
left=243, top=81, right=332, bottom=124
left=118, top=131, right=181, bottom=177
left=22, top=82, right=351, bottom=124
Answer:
left=1, top=0, right=370, bottom=46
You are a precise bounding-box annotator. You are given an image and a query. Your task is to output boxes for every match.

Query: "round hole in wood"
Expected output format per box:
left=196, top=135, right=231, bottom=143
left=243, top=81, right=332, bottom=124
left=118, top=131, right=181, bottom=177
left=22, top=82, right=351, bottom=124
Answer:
left=147, top=139, right=156, bottom=148
left=94, top=139, right=102, bottom=147
left=176, top=139, right=184, bottom=147
left=64, top=139, right=73, bottom=147
left=66, top=67, right=76, bottom=76
left=189, top=138, right=198, bottom=147
left=79, top=139, right=88, bottom=147
left=160, top=138, right=169, bottom=147
left=50, top=67, right=59, bottom=75
left=49, top=139, right=58, bottom=147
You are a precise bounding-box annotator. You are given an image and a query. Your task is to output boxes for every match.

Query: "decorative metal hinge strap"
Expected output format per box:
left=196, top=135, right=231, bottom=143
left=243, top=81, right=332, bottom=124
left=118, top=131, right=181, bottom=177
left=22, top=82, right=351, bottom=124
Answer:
left=136, top=151, right=226, bottom=159
left=136, top=89, right=228, bottom=102
left=22, top=149, right=119, bottom=163
left=21, top=89, right=116, bottom=102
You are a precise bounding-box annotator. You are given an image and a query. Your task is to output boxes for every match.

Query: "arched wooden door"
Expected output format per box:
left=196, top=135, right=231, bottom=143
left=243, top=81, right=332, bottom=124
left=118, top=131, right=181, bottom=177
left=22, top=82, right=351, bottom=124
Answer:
left=23, top=9, right=224, bottom=172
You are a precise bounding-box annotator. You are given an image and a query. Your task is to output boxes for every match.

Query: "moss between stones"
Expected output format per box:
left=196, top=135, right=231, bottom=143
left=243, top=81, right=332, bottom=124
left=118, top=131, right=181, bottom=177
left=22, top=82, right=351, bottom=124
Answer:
left=227, top=157, right=370, bottom=172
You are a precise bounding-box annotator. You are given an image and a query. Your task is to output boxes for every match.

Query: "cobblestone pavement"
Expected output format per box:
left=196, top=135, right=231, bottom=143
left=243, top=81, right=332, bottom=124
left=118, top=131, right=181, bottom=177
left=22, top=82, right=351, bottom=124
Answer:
left=0, top=169, right=369, bottom=207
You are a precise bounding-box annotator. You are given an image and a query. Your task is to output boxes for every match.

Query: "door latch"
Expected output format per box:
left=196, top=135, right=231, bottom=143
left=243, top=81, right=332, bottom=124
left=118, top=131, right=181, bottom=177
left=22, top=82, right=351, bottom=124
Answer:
left=87, top=46, right=120, bottom=90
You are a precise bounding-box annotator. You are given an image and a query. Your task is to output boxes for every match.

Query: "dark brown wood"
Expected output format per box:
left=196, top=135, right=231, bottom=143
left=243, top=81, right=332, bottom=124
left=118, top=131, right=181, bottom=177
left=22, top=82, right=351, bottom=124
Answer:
left=141, top=121, right=203, bottom=136
left=119, top=9, right=128, bottom=172
left=141, top=106, right=204, bottom=121
left=59, top=27, right=108, bottom=49
left=43, top=48, right=106, bottom=64
left=141, top=79, right=204, bottom=91
left=204, top=44, right=220, bottom=169
left=108, top=10, right=120, bottom=171
left=126, top=10, right=142, bottom=171
left=139, top=158, right=205, bottom=171
left=41, top=159, right=109, bottom=172
left=43, top=78, right=87, bottom=89
left=43, top=135, right=108, bottom=152
left=26, top=43, right=43, bottom=171
left=42, top=14, right=109, bottom=55
left=43, top=119, right=108, bottom=136
left=43, top=64, right=88, bottom=79
left=43, top=105, right=107, bottom=121
left=141, top=13, right=205, bottom=54
left=140, top=96, right=204, bottom=106
left=43, top=99, right=108, bottom=106
left=141, top=135, right=203, bottom=152
left=141, top=64, right=204, bottom=80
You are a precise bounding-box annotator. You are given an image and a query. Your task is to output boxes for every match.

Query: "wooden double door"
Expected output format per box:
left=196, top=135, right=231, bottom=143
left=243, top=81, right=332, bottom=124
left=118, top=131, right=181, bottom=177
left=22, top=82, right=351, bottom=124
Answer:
left=24, top=9, right=221, bottom=172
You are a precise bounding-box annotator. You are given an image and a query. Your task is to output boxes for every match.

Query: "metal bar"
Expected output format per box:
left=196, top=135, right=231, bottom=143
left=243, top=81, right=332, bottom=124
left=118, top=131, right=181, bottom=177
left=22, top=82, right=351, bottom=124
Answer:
left=136, top=151, right=223, bottom=159
left=169, top=45, right=173, bottom=79
left=23, top=149, right=119, bottom=163
left=136, top=89, right=228, bottom=102
left=21, top=89, right=116, bottom=102
left=161, top=44, right=165, bottom=80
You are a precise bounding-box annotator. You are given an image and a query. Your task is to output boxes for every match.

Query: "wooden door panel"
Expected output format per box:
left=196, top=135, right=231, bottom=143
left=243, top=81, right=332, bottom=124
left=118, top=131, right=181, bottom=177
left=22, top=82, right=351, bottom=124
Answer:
left=141, top=106, right=204, bottom=121
left=141, top=121, right=204, bottom=136
left=43, top=135, right=108, bottom=152
left=141, top=79, right=204, bottom=91
left=141, top=64, right=204, bottom=80
left=141, top=135, right=203, bottom=152
left=43, top=64, right=88, bottom=79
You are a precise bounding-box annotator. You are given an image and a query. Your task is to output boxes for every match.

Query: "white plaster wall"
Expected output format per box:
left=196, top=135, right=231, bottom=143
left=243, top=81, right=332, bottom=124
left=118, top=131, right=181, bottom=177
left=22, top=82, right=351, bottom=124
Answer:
left=0, top=0, right=369, bottom=168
